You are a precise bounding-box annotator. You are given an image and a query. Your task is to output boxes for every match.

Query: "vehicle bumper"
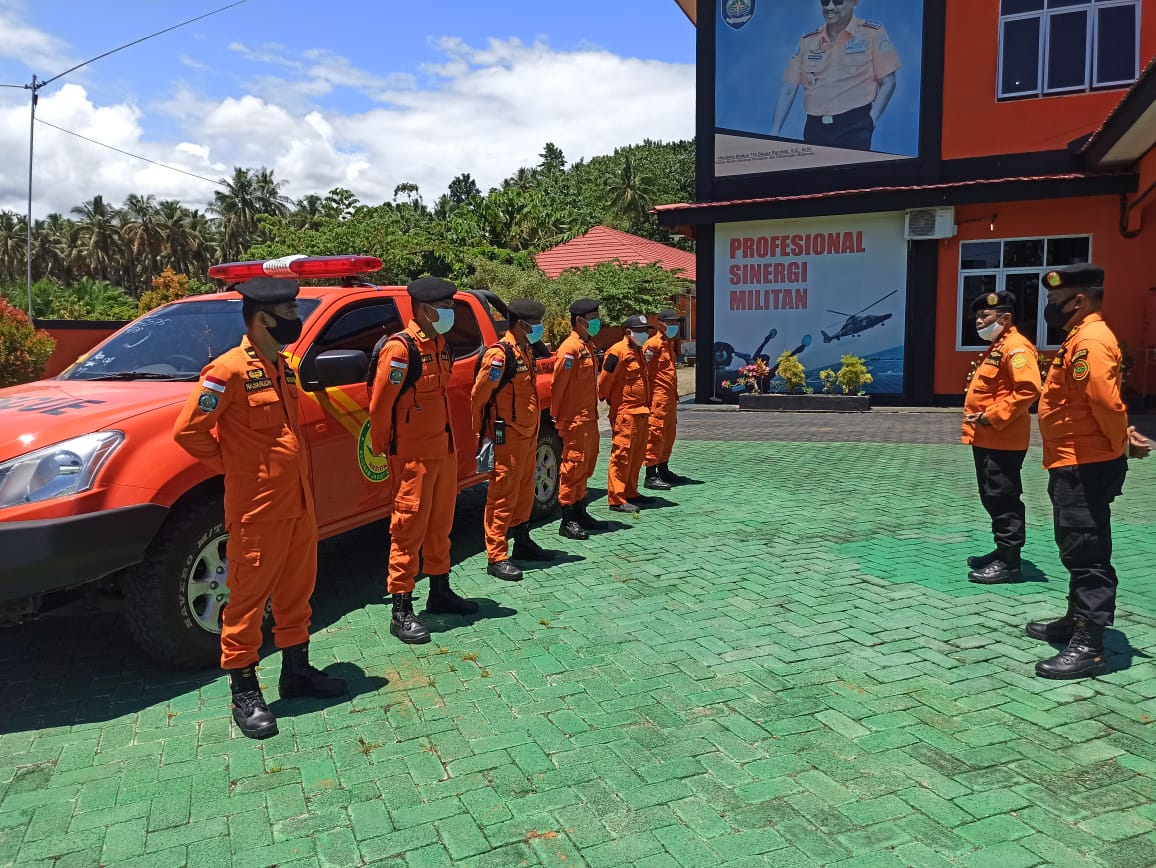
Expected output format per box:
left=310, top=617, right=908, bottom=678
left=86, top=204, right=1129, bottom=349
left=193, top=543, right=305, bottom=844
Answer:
left=0, top=504, right=169, bottom=604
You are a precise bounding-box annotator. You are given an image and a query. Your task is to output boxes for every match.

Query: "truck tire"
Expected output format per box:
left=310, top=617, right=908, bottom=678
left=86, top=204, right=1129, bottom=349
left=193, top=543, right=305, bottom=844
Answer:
left=122, top=495, right=229, bottom=669
left=531, top=421, right=563, bottom=521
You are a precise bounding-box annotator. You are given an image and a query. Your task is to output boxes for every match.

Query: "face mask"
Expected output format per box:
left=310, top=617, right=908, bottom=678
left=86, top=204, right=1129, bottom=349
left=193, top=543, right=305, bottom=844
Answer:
left=665, top=325, right=679, bottom=339
left=1043, top=297, right=1077, bottom=331
left=976, top=320, right=1004, bottom=342
left=630, top=330, right=648, bottom=347
left=585, top=317, right=601, bottom=337
left=527, top=323, right=544, bottom=344
left=265, top=313, right=302, bottom=345
left=427, top=306, right=455, bottom=335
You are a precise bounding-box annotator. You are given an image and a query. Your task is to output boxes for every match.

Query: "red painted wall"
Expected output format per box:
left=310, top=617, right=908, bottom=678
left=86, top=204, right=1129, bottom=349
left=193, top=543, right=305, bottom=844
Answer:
left=933, top=195, right=1156, bottom=396
left=943, top=0, right=1156, bottom=160
left=35, top=322, right=126, bottom=378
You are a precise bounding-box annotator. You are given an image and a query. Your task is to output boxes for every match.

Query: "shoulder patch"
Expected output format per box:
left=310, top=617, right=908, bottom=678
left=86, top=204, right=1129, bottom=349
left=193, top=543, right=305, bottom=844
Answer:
left=1011, top=354, right=1027, bottom=370
left=1072, top=359, right=1090, bottom=381
left=390, top=358, right=408, bottom=369
left=389, top=368, right=405, bottom=384
left=1071, top=348, right=1089, bottom=362
left=197, top=391, right=219, bottom=413
left=563, top=357, right=573, bottom=370
left=202, top=374, right=227, bottom=394
left=603, top=353, right=619, bottom=374
left=863, top=20, right=881, bottom=29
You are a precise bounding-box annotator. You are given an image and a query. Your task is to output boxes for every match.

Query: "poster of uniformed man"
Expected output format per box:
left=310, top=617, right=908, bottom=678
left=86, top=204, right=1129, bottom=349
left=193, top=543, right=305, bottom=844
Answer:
left=715, top=0, right=924, bottom=176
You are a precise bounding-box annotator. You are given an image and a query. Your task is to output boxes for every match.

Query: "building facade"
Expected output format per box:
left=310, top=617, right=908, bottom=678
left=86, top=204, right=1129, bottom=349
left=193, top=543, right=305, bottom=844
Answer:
left=660, top=0, right=1156, bottom=405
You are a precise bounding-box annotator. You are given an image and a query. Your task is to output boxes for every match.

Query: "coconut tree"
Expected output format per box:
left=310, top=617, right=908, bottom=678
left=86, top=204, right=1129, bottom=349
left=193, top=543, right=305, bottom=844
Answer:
left=71, top=195, right=122, bottom=285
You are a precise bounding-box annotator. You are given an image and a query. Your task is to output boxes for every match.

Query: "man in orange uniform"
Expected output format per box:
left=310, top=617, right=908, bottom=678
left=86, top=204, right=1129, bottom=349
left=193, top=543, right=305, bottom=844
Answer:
left=644, top=308, right=689, bottom=492
left=600, top=314, right=654, bottom=514
left=1030, top=264, right=1151, bottom=679
left=960, top=291, right=1041, bottom=584
left=368, top=277, right=478, bottom=645
left=552, top=298, right=609, bottom=540
left=174, top=277, right=345, bottom=741
left=472, top=299, right=554, bottom=581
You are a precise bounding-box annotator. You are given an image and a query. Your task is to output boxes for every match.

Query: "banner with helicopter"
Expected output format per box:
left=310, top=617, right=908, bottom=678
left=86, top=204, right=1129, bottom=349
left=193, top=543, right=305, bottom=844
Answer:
left=713, top=212, right=908, bottom=400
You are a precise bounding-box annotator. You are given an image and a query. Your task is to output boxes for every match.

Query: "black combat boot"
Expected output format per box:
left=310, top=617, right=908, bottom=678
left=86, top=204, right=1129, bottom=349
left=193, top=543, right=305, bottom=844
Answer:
left=487, top=560, right=524, bottom=581
left=575, top=498, right=608, bottom=530
left=1035, top=618, right=1107, bottom=680
left=390, top=593, right=431, bottom=644
left=610, top=501, right=640, bottom=514
left=229, top=666, right=278, bottom=740
left=279, top=642, right=347, bottom=700
left=644, top=466, right=672, bottom=491
left=426, top=574, right=479, bottom=615
left=967, top=549, right=1000, bottom=570
left=967, top=547, right=1022, bottom=584
left=657, top=462, right=689, bottom=484
left=559, top=505, right=590, bottom=540
left=511, top=524, right=556, bottom=561
left=1026, top=601, right=1077, bottom=642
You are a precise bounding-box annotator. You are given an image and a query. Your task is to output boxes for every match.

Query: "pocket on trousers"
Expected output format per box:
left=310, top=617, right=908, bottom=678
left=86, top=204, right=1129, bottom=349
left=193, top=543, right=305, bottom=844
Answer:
left=392, top=494, right=420, bottom=517
left=227, top=525, right=262, bottom=567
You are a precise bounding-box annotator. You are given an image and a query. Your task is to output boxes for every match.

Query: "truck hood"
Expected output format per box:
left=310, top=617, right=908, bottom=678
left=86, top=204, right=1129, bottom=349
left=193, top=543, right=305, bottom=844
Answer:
left=0, top=379, right=194, bottom=462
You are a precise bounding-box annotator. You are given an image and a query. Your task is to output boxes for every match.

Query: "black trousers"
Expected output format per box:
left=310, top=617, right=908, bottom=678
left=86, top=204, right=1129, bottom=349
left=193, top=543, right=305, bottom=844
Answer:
left=1048, top=455, right=1128, bottom=626
left=972, top=446, right=1027, bottom=553
left=803, top=104, right=875, bottom=151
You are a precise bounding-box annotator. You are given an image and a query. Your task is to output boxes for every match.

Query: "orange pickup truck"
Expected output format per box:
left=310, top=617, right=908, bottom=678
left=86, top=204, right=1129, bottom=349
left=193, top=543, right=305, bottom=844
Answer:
left=0, top=255, right=561, bottom=667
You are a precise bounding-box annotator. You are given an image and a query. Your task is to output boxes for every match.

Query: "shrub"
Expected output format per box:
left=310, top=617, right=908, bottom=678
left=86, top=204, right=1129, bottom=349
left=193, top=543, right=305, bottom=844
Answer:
left=775, top=350, right=807, bottom=394
left=836, top=354, right=873, bottom=395
left=819, top=369, right=837, bottom=394
left=0, top=297, right=55, bottom=387
left=139, top=268, right=192, bottom=314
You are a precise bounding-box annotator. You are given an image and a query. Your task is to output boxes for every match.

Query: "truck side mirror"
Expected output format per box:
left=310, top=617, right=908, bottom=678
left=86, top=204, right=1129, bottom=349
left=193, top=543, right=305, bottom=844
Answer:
left=315, top=349, right=369, bottom=387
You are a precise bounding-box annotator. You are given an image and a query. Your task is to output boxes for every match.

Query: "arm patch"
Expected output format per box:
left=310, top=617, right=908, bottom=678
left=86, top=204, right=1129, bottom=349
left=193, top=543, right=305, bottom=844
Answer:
left=603, top=353, right=619, bottom=374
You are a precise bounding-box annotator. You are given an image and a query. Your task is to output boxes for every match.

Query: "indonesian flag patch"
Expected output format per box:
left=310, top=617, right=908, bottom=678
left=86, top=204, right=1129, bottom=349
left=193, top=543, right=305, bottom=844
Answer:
left=202, top=375, right=227, bottom=393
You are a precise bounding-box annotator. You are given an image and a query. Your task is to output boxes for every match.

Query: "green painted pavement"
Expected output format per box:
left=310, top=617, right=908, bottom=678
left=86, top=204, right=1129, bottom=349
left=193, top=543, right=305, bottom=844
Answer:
left=1, top=438, right=1154, bottom=867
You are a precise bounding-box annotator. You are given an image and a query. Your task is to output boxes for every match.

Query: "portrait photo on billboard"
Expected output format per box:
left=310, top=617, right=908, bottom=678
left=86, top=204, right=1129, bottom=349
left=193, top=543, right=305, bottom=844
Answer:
left=713, top=212, right=909, bottom=401
left=715, top=0, right=925, bottom=178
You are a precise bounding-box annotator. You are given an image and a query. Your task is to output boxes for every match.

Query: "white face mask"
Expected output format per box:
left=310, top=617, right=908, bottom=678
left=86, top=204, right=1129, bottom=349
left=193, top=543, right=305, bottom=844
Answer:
left=630, top=331, right=648, bottom=347
left=976, top=320, right=1005, bottom=343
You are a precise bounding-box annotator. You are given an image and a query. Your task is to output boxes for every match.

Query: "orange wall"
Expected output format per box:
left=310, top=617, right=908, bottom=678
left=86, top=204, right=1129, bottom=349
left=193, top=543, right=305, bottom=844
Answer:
left=933, top=196, right=1156, bottom=395
left=943, top=0, right=1156, bottom=160
left=36, top=323, right=125, bottom=378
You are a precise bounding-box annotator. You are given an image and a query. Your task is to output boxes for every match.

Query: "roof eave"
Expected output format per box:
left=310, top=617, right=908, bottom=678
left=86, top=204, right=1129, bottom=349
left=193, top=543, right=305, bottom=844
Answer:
left=1083, top=57, right=1156, bottom=169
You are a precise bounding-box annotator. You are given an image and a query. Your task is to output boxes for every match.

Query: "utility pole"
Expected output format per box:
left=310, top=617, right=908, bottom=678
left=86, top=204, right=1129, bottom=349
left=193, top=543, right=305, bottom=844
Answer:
left=26, top=75, right=40, bottom=318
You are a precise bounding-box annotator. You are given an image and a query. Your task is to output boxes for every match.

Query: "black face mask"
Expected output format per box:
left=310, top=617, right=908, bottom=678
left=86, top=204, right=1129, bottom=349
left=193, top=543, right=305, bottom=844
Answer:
left=1042, top=296, right=1078, bottom=331
left=265, top=313, right=302, bottom=345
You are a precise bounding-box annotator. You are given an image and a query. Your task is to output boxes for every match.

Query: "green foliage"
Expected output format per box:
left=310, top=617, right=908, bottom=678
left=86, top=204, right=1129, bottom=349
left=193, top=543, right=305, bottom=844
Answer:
left=775, top=350, right=807, bottom=394
left=0, top=297, right=55, bottom=387
left=819, top=369, right=837, bottom=394
left=139, top=268, right=192, bottom=314
left=836, top=355, right=874, bottom=395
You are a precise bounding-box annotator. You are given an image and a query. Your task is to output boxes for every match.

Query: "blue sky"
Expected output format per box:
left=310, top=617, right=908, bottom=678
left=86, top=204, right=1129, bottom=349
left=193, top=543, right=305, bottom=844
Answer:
left=0, top=0, right=695, bottom=216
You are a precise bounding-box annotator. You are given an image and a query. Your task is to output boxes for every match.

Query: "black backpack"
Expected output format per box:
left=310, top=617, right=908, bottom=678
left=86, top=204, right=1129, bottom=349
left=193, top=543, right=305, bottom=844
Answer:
left=473, top=341, right=519, bottom=436
left=367, top=330, right=454, bottom=454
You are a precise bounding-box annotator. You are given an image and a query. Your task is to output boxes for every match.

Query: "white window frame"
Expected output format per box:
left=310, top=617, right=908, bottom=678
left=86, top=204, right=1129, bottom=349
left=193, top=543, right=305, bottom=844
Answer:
left=956, top=234, right=1093, bottom=352
left=996, top=0, right=1140, bottom=100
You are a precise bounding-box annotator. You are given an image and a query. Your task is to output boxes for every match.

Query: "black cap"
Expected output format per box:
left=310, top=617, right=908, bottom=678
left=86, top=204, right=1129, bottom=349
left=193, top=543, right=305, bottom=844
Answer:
left=508, top=298, right=546, bottom=321
left=971, top=290, right=1016, bottom=313
left=656, top=308, right=683, bottom=322
left=623, top=314, right=650, bottom=330
left=408, top=276, right=457, bottom=303
left=1042, top=263, right=1104, bottom=292
left=236, top=277, right=299, bottom=305
left=570, top=298, right=600, bottom=317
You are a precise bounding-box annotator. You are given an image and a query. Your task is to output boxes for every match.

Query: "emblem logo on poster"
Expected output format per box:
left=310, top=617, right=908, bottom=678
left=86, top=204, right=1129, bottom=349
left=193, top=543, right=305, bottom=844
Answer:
left=722, top=0, right=755, bottom=30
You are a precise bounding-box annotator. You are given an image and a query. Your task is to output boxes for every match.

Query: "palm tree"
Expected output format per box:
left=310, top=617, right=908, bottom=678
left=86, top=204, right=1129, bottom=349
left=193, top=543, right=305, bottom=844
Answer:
left=0, top=211, right=25, bottom=284
left=122, top=194, right=163, bottom=291
left=605, top=155, right=658, bottom=226
left=71, top=195, right=122, bottom=285
left=210, top=167, right=290, bottom=259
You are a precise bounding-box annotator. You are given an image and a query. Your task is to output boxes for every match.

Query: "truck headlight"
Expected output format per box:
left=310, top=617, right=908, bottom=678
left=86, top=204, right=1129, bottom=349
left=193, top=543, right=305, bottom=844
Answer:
left=0, top=432, right=124, bottom=510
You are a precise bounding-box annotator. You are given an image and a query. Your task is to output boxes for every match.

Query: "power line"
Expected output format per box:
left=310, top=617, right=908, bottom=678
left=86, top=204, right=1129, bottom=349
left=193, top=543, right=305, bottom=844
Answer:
left=42, top=0, right=250, bottom=86
left=35, top=117, right=225, bottom=187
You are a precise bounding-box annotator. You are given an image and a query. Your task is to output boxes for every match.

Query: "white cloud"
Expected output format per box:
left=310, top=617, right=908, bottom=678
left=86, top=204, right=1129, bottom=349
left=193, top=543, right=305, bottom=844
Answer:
left=0, top=0, right=75, bottom=78
left=0, top=37, right=694, bottom=218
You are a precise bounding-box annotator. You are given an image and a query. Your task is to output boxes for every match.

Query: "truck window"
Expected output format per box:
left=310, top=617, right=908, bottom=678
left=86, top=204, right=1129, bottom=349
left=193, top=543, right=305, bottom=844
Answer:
left=298, top=299, right=402, bottom=389
left=445, top=298, right=484, bottom=361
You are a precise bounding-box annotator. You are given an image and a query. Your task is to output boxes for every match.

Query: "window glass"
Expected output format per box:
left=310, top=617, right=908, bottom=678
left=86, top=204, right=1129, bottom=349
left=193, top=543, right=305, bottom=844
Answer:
left=1096, top=5, right=1138, bottom=84
left=1003, top=240, right=1044, bottom=269
left=960, top=274, right=998, bottom=347
left=1004, top=272, right=1041, bottom=344
left=961, top=242, right=1002, bottom=271
left=444, top=298, right=484, bottom=361
left=298, top=299, right=401, bottom=388
left=1045, top=10, right=1089, bottom=91
left=1000, top=18, right=1043, bottom=95
left=1046, top=236, right=1090, bottom=266
left=1003, top=0, right=1044, bottom=11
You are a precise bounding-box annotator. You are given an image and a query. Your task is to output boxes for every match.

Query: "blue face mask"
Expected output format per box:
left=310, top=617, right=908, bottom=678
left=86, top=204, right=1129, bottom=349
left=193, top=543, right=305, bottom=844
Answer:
left=428, top=306, right=455, bottom=335
left=665, top=325, right=679, bottom=339
left=585, top=317, right=602, bottom=337
left=527, top=323, right=544, bottom=344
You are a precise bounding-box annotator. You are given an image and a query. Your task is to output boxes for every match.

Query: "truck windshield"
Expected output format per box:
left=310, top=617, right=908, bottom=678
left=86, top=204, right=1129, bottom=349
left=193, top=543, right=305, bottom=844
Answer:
left=59, top=298, right=320, bottom=381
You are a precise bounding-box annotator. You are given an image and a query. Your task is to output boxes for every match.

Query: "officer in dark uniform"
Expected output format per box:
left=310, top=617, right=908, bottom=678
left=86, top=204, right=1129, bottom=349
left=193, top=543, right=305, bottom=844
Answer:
left=1031, top=263, right=1151, bottom=679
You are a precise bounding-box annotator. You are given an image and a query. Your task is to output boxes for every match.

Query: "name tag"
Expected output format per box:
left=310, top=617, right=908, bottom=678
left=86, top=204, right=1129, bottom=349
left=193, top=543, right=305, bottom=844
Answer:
left=807, top=52, right=824, bottom=61
left=846, top=38, right=867, bottom=54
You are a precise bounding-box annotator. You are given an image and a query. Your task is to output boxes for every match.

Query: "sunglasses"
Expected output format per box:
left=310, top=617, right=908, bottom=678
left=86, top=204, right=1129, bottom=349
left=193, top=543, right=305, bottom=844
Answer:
left=820, top=0, right=848, bottom=6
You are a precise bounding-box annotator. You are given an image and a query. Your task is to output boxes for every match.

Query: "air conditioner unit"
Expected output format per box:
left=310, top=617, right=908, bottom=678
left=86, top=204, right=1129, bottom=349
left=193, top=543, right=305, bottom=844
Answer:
left=904, top=207, right=956, bottom=240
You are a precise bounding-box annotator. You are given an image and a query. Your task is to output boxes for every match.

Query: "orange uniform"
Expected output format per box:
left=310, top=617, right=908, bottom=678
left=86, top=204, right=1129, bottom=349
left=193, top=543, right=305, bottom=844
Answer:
left=785, top=17, right=901, bottom=117
left=599, top=336, right=652, bottom=506
left=644, top=333, right=680, bottom=466
left=173, top=337, right=315, bottom=670
left=368, top=320, right=456, bottom=595
left=472, top=333, right=540, bottom=562
left=961, top=326, right=1041, bottom=450
left=1038, top=313, right=1128, bottom=469
left=552, top=330, right=600, bottom=507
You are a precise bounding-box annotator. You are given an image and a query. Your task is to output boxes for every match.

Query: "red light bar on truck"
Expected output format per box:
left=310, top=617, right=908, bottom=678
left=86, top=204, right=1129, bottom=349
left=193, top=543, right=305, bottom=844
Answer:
left=207, top=254, right=383, bottom=282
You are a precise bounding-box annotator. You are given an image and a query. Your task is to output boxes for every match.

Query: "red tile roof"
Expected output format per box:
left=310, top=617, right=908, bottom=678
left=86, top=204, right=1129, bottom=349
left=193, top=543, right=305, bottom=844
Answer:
left=1079, top=52, right=1156, bottom=160
left=652, top=173, right=1104, bottom=214
left=535, top=225, right=696, bottom=282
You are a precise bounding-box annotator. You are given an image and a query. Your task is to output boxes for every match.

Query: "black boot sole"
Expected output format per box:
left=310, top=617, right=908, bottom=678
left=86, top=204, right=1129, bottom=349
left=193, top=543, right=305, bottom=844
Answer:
left=1035, top=660, right=1106, bottom=680
left=643, top=481, right=672, bottom=491
left=233, top=714, right=278, bottom=739
left=967, top=570, right=1022, bottom=584
left=390, top=622, right=431, bottom=644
